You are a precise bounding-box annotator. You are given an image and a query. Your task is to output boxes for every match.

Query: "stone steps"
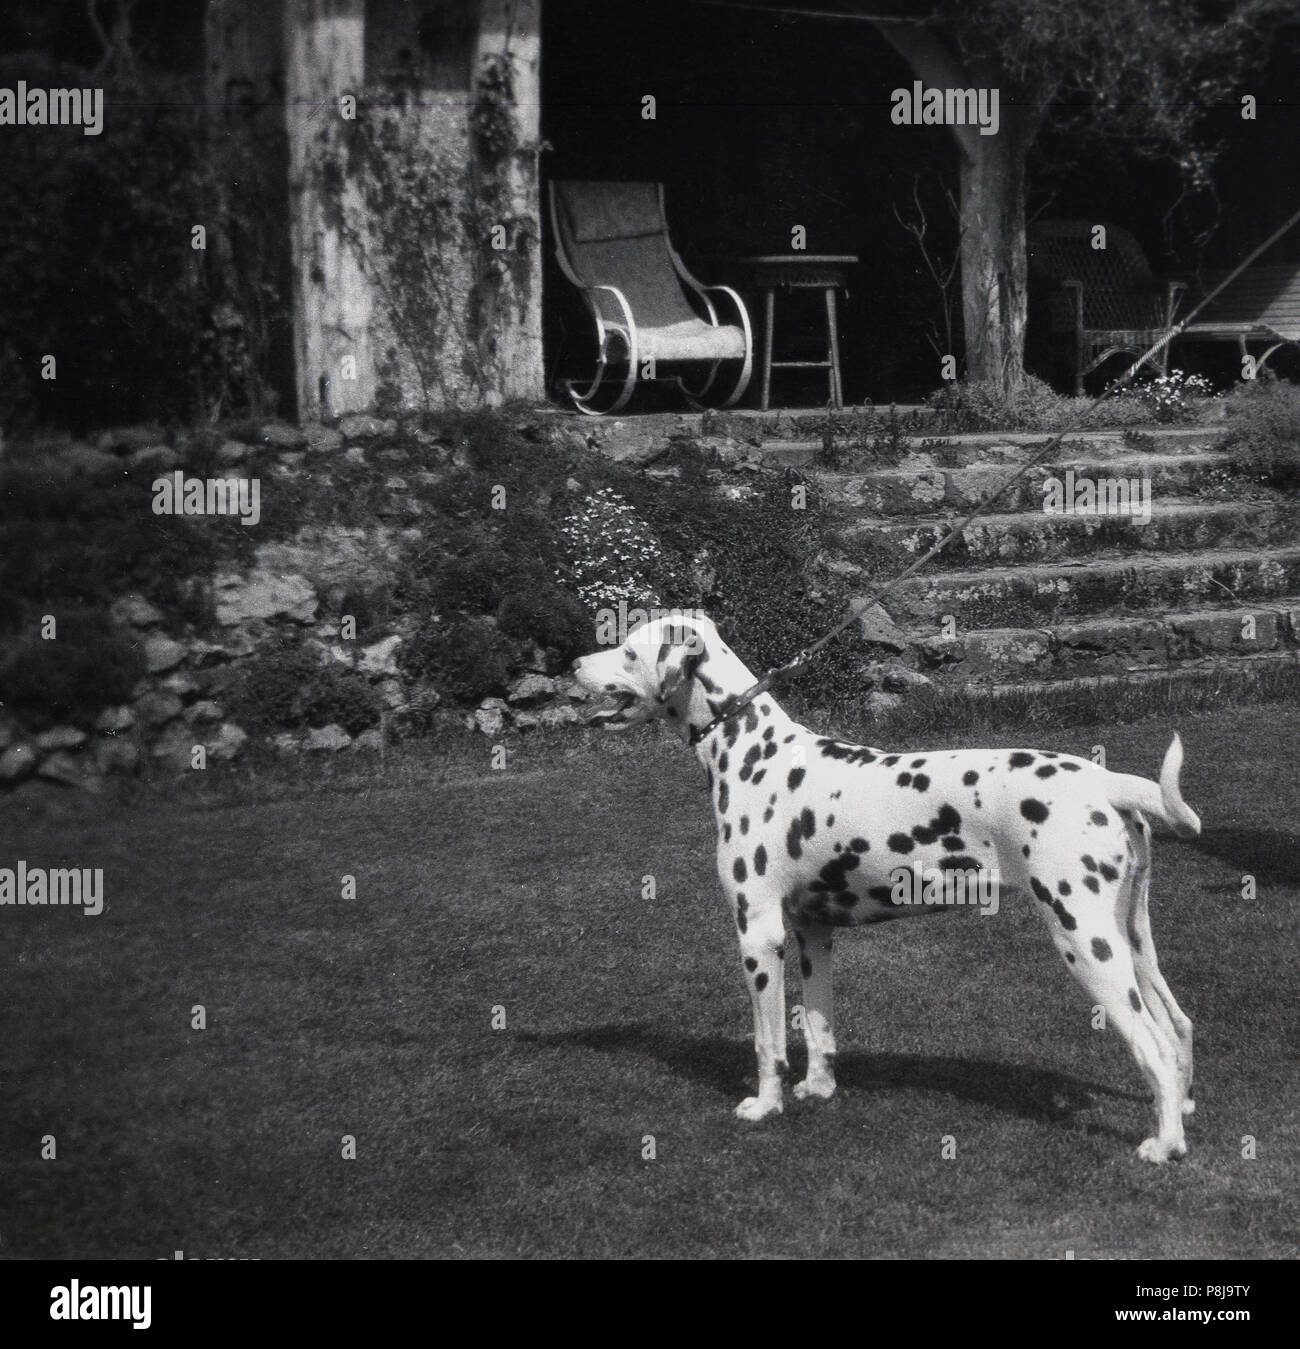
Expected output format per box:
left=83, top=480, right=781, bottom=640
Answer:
left=832, top=498, right=1294, bottom=566
left=779, top=422, right=1300, bottom=694
left=905, top=597, right=1300, bottom=684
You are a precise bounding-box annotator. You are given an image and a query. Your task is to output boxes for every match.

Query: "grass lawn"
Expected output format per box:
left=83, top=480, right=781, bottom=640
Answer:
left=2, top=703, right=1297, bottom=1259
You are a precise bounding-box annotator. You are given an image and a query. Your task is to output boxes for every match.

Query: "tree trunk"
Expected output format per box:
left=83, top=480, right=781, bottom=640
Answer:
left=472, top=0, right=543, bottom=403
left=875, top=25, right=1035, bottom=391
left=958, top=113, right=1030, bottom=389
left=283, top=0, right=373, bottom=421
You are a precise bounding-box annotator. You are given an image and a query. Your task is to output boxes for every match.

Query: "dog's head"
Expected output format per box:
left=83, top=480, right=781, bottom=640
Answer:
left=572, top=613, right=720, bottom=731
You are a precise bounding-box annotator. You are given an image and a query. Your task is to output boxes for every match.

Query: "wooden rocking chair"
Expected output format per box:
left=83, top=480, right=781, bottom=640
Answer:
left=549, top=180, right=753, bottom=415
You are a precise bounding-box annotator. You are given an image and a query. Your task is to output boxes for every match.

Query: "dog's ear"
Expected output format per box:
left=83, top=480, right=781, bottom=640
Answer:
left=656, top=624, right=707, bottom=703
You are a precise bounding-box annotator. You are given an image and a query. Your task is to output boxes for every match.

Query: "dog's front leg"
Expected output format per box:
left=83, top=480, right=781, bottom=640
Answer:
left=792, top=919, right=837, bottom=1101
left=735, top=906, right=787, bottom=1121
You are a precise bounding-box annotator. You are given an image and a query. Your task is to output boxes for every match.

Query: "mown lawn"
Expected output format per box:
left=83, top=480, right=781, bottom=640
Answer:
left=1, top=705, right=1297, bottom=1258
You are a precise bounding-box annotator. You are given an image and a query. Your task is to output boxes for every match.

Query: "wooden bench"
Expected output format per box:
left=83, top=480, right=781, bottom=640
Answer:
left=1174, top=262, right=1300, bottom=372
left=1028, top=219, right=1184, bottom=395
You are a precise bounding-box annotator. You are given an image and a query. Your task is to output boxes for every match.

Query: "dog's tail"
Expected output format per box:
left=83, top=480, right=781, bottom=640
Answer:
left=1103, top=733, right=1201, bottom=838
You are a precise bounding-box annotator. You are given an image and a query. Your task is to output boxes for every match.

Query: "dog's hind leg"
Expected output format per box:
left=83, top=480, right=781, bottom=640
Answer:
left=1122, top=814, right=1195, bottom=1117
left=734, top=902, right=787, bottom=1121
left=791, top=917, right=837, bottom=1101
left=1053, top=918, right=1187, bottom=1163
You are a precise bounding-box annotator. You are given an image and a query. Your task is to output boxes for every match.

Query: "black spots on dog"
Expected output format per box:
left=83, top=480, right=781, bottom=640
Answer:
left=1058, top=880, right=1071, bottom=896
left=963, top=770, right=979, bottom=786
left=752, top=769, right=767, bottom=785
left=934, top=804, right=961, bottom=834
left=754, top=845, right=768, bottom=876
left=826, top=814, right=835, bottom=828
left=1009, top=752, right=1035, bottom=769
left=775, top=944, right=785, bottom=960
left=1065, top=951, right=1076, bottom=964
left=1082, top=875, right=1100, bottom=894
left=938, top=854, right=980, bottom=872
left=801, top=807, right=816, bottom=840
left=736, top=894, right=748, bottom=912
left=744, top=956, right=758, bottom=972
left=912, top=774, right=930, bottom=792
left=973, top=796, right=983, bottom=809
left=868, top=884, right=894, bottom=903
left=1035, top=765, right=1057, bottom=778
left=764, top=806, right=774, bottom=823
left=788, top=767, right=806, bottom=792
left=783, top=734, right=795, bottom=744
left=816, top=852, right=860, bottom=893
left=717, top=780, right=729, bottom=815
left=1099, top=862, right=1119, bottom=882
left=1022, top=844, right=1031, bottom=858
left=787, top=819, right=804, bottom=860
left=734, top=858, right=747, bottom=883
left=941, top=836, right=966, bottom=851
left=710, top=740, right=719, bottom=761
left=603, top=683, right=618, bottom=692
left=738, top=745, right=762, bottom=781
left=1030, top=877, right=1053, bottom=906
left=801, top=956, right=813, bottom=978
left=763, top=725, right=775, bottom=741
left=723, top=823, right=732, bottom=843
left=912, top=825, right=936, bottom=845
left=1116, top=806, right=1132, bottom=821
left=830, top=790, right=842, bottom=800
left=911, top=758, right=927, bottom=769
left=1052, top=900, right=1077, bottom=931
left=888, top=832, right=915, bottom=854
left=762, top=741, right=777, bottom=760
left=897, top=772, right=912, bottom=787
left=723, top=719, right=740, bottom=748
left=740, top=815, right=750, bottom=836
left=744, top=707, right=760, bottom=734
left=817, top=739, right=878, bottom=765
left=850, top=838, right=870, bottom=853
left=1092, top=937, right=1113, bottom=962
left=1020, top=798, right=1050, bottom=824
left=718, top=752, right=729, bottom=774
left=737, top=909, right=747, bottom=933
left=881, top=755, right=900, bottom=767
left=761, top=704, right=772, bottom=716
left=1060, top=761, right=1082, bottom=772
left=1081, top=854, right=1097, bottom=871
left=755, top=972, right=769, bottom=991
left=1129, top=988, right=1142, bottom=1012
left=1090, top=810, right=1109, bottom=827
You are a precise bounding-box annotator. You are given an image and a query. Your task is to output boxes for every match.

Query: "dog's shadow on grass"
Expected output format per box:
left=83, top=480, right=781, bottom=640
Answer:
left=520, top=1023, right=1138, bottom=1138
left=1184, top=825, right=1300, bottom=886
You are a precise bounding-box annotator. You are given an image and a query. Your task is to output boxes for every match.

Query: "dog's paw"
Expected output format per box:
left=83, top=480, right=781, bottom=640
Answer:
left=792, top=1077, right=836, bottom=1102
left=1137, top=1135, right=1187, bottom=1164
left=735, top=1095, right=782, bottom=1122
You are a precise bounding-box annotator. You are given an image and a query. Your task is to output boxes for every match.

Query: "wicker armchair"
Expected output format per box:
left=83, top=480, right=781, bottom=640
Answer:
left=549, top=180, right=753, bottom=415
left=1028, top=220, right=1186, bottom=394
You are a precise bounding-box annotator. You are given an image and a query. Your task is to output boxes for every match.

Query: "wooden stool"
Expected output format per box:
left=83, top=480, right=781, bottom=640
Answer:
left=742, top=254, right=858, bottom=410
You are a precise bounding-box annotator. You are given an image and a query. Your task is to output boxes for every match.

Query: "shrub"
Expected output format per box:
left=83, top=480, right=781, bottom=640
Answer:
left=1112, top=369, right=1220, bottom=424
left=557, top=487, right=671, bottom=612
left=399, top=616, right=516, bottom=701
left=496, top=588, right=591, bottom=659
left=0, top=610, right=143, bottom=729
left=925, top=374, right=1072, bottom=432
left=226, top=644, right=383, bottom=735
left=1221, top=376, right=1300, bottom=488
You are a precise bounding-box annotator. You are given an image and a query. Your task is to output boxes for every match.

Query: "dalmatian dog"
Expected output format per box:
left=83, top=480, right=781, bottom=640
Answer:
left=573, top=613, right=1201, bottom=1163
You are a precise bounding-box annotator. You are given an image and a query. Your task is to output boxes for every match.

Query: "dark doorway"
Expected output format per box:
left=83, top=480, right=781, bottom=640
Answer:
left=540, top=0, right=953, bottom=410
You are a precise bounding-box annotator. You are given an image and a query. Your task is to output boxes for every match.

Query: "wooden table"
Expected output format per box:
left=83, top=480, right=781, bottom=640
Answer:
left=742, top=254, right=858, bottom=410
